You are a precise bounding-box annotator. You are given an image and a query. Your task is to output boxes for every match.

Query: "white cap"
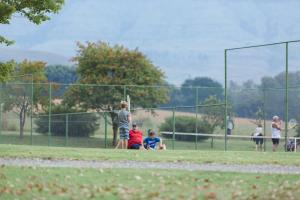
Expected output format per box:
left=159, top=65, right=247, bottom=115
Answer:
left=273, top=115, right=279, bottom=120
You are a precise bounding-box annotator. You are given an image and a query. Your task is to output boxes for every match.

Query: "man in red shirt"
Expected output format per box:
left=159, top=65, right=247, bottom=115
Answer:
left=128, top=123, right=145, bottom=150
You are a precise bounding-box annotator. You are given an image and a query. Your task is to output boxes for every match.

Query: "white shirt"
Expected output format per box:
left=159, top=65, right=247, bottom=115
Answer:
left=228, top=121, right=233, bottom=130
left=271, top=122, right=281, bottom=138
left=254, top=127, right=263, bottom=136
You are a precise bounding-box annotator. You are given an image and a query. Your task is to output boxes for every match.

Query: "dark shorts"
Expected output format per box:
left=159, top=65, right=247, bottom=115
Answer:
left=227, top=129, right=232, bottom=135
left=119, top=127, right=129, bottom=140
left=272, top=138, right=279, bottom=145
left=254, top=137, right=263, bottom=145
left=129, top=144, right=142, bottom=149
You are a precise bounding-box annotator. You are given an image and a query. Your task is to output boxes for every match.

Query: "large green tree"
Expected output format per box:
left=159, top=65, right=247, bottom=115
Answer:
left=64, top=42, right=169, bottom=145
left=164, top=77, right=223, bottom=107
left=0, top=61, right=14, bottom=82
left=0, top=0, right=64, bottom=45
left=45, top=65, right=77, bottom=97
left=0, top=0, right=64, bottom=83
left=2, top=60, right=48, bottom=138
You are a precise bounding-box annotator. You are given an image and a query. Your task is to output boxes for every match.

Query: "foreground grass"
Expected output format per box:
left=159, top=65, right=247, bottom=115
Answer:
left=0, top=144, right=299, bottom=166
left=0, top=166, right=299, bottom=200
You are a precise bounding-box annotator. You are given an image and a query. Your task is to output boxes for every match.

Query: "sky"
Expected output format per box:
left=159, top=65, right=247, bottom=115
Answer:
left=1, top=0, right=300, bottom=85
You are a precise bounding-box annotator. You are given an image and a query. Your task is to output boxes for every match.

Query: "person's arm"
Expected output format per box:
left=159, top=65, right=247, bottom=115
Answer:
left=159, top=138, right=163, bottom=146
left=140, top=136, right=145, bottom=149
left=272, top=122, right=281, bottom=130
left=127, top=113, right=131, bottom=123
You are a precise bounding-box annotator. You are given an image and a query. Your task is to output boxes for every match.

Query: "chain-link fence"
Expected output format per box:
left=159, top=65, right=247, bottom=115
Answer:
left=1, top=41, right=300, bottom=152
left=1, top=80, right=299, bottom=152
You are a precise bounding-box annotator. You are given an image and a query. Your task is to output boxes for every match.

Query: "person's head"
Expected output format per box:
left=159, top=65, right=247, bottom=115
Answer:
left=273, top=115, right=279, bottom=122
left=148, top=130, right=156, bottom=138
left=132, top=123, right=138, bottom=130
left=258, top=123, right=262, bottom=127
left=120, top=101, right=128, bottom=109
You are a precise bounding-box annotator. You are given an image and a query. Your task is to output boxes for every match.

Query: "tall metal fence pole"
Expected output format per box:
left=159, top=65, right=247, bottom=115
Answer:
left=263, top=89, right=266, bottom=151
left=285, top=42, right=289, bottom=152
left=224, top=49, right=228, bottom=151
left=65, top=113, right=69, bottom=146
left=172, top=107, right=176, bottom=150
left=0, top=84, right=2, bottom=138
left=30, top=76, right=33, bottom=145
left=104, top=112, right=108, bottom=148
left=195, top=88, right=199, bottom=150
left=48, top=83, right=52, bottom=146
left=123, top=85, right=127, bottom=100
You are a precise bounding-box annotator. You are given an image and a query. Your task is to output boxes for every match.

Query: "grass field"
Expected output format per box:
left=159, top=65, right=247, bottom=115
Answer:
left=0, top=145, right=299, bottom=165
left=0, top=130, right=295, bottom=152
left=1, top=166, right=299, bottom=200
left=0, top=145, right=299, bottom=200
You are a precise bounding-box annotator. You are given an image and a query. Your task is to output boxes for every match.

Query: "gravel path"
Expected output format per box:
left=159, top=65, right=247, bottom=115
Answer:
left=0, top=158, right=300, bottom=174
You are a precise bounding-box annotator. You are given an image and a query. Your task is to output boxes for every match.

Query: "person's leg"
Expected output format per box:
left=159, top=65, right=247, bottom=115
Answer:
left=115, top=140, right=121, bottom=149
left=124, top=140, right=128, bottom=149
left=121, top=139, right=124, bottom=149
left=160, top=144, right=166, bottom=150
left=272, top=139, right=276, bottom=152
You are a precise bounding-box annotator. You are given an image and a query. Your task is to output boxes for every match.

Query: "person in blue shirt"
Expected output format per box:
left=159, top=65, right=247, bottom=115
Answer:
left=143, top=129, right=166, bottom=150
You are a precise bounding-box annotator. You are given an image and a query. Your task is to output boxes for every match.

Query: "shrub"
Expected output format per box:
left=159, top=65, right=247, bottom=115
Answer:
left=159, top=116, right=212, bottom=141
left=35, top=105, right=99, bottom=137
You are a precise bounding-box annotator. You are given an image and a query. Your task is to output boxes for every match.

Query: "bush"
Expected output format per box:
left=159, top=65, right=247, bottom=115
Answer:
left=35, top=105, right=99, bottom=137
left=159, top=116, right=212, bottom=141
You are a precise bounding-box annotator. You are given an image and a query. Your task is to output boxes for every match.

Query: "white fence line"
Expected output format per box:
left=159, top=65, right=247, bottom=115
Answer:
left=160, top=132, right=300, bottom=152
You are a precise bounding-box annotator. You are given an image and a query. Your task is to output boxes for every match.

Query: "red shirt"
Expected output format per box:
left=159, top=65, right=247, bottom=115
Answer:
left=128, top=129, right=143, bottom=148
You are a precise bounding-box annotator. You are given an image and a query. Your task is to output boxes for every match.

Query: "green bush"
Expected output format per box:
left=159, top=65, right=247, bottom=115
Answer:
left=159, top=116, right=212, bottom=141
left=35, top=105, right=99, bottom=137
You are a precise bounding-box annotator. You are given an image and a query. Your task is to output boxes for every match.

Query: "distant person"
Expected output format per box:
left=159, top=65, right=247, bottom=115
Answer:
left=252, top=123, right=263, bottom=151
left=115, top=101, right=131, bottom=149
left=271, top=115, right=281, bottom=152
left=144, top=130, right=166, bottom=150
left=227, top=116, right=234, bottom=135
left=128, top=123, right=145, bottom=150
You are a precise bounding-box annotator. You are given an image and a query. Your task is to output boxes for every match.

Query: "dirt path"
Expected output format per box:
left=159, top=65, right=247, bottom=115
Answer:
left=0, top=158, right=299, bottom=174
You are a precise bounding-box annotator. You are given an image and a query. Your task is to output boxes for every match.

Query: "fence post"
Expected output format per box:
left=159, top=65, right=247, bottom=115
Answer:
left=0, top=84, right=2, bottom=138
left=284, top=42, right=289, bottom=152
left=65, top=113, right=69, bottom=146
left=104, top=112, right=108, bottom=148
left=172, top=107, right=176, bottom=150
left=123, top=85, right=127, bottom=100
left=224, top=49, right=228, bottom=151
left=0, top=94, right=2, bottom=138
left=48, top=83, right=52, bottom=146
left=30, top=76, right=33, bottom=145
left=195, top=88, right=198, bottom=150
left=263, top=89, right=266, bottom=151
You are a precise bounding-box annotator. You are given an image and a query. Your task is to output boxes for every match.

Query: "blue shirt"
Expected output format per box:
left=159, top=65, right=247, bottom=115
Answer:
left=144, top=137, right=160, bottom=149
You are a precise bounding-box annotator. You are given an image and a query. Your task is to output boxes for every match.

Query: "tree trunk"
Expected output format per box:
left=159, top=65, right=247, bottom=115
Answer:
left=19, top=107, right=24, bottom=138
left=19, top=103, right=27, bottom=139
left=110, top=112, right=118, bottom=146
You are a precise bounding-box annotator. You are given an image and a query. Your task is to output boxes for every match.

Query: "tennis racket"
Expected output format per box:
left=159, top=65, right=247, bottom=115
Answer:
left=127, top=95, right=131, bottom=113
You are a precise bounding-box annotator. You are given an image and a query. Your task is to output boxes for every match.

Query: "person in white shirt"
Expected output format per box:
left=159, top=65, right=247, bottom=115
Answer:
left=253, top=123, right=263, bottom=151
left=271, top=115, right=281, bottom=152
left=227, top=116, right=234, bottom=135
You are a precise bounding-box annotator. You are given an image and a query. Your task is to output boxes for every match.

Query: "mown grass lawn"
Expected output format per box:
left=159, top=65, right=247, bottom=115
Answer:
left=0, top=166, right=299, bottom=200
left=0, top=144, right=299, bottom=166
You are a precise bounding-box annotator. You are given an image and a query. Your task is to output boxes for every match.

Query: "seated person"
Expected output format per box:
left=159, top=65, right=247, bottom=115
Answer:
left=144, top=130, right=166, bottom=150
left=128, top=123, right=144, bottom=150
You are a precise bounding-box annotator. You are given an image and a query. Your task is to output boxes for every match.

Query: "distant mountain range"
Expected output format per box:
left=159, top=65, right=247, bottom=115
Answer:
left=1, top=0, right=300, bottom=85
left=0, top=48, right=70, bottom=65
